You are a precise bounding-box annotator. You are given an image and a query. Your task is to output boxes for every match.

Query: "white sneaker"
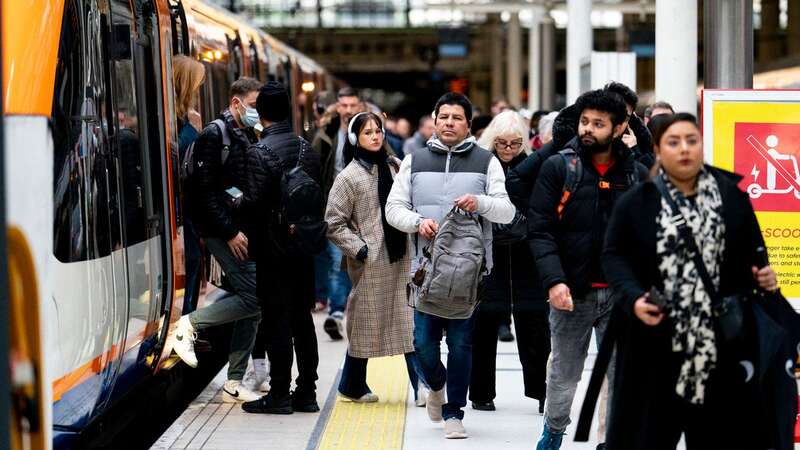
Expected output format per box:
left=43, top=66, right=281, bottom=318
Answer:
left=172, top=315, right=197, bottom=368
left=242, top=368, right=264, bottom=392
left=426, top=388, right=445, bottom=422
left=415, top=381, right=427, bottom=407
left=222, top=379, right=262, bottom=403
left=339, top=392, right=379, bottom=403
left=444, top=418, right=468, bottom=439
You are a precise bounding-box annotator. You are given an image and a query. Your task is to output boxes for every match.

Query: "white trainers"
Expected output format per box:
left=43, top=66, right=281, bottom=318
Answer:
left=426, top=388, right=445, bottom=422
left=415, top=381, right=427, bottom=407
left=222, top=380, right=261, bottom=403
left=444, top=418, right=468, bottom=439
left=172, top=315, right=198, bottom=368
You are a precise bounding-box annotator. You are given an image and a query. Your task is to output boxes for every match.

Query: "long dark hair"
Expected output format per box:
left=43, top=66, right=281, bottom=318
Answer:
left=652, top=112, right=698, bottom=148
left=343, top=112, right=384, bottom=164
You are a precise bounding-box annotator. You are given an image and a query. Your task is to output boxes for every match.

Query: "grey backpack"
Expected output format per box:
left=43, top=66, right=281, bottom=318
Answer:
left=416, top=206, right=486, bottom=319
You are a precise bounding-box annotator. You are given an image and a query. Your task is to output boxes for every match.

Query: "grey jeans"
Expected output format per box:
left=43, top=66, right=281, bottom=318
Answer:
left=189, top=237, right=261, bottom=380
left=545, top=287, right=615, bottom=433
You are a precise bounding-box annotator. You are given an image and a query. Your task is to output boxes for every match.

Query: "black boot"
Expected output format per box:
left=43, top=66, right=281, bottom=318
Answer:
left=471, top=400, right=496, bottom=411
left=291, top=389, right=320, bottom=413
left=498, top=324, right=514, bottom=342
left=241, top=391, right=293, bottom=415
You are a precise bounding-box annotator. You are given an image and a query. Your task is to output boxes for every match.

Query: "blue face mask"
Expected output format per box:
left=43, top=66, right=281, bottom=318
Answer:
left=237, top=101, right=260, bottom=128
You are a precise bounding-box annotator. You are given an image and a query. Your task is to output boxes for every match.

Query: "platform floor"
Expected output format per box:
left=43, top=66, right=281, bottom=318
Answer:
left=152, top=312, right=687, bottom=450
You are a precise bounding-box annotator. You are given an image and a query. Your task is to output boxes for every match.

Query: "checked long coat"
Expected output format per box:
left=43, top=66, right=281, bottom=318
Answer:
left=325, top=156, right=414, bottom=359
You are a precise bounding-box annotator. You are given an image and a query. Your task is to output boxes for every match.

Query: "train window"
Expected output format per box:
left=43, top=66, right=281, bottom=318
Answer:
left=168, top=0, right=190, bottom=55
left=52, top=0, right=116, bottom=263
left=248, top=39, right=259, bottom=80
left=228, top=34, right=243, bottom=83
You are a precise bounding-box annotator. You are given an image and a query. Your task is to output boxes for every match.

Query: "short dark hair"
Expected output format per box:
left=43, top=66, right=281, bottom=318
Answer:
left=652, top=112, right=698, bottom=147
left=230, top=77, right=262, bottom=98
left=575, top=89, right=629, bottom=126
left=644, top=101, right=675, bottom=119
left=418, top=115, right=433, bottom=127
left=470, top=115, right=492, bottom=136
left=337, top=87, right=360, bottom=100
left=434, top=92, right=473, bottom=123
left=603, top=81, right=638, bottom=110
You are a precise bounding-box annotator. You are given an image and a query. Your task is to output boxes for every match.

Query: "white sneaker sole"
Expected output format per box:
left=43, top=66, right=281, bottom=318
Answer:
left=222, top=390, right=260, bottom=403
left=445, top=431, right=468, bottom=439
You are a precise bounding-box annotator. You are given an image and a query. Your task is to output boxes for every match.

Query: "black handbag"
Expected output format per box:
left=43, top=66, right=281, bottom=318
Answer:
left=491, top=211, right=528, bottom=245
left=653, top=177, right=745, bottom=342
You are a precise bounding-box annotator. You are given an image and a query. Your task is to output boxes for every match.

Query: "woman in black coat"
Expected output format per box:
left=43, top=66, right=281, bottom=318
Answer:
left=468, top=111, right=550, bottom=413
left=601, top=113, right=781, bottom=449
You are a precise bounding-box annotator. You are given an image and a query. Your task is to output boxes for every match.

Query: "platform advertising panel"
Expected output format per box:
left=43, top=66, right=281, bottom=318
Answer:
left=702, top=89, right=800, bottom=305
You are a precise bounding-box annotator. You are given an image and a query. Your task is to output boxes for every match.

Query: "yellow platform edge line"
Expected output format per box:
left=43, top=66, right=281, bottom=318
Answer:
left=318, top=355, right=409, bottom=450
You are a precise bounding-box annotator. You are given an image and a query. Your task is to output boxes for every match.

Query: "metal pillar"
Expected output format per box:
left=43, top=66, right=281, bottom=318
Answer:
left=758, top=0, right=780, bottom=62
left=567, top=0, right=592, bottom=104
left=788, top=0, right=800, bottom=55
left=528, top=8, right=543, bottom=111
left=656, top=0, right=698, bottom=114
left=507, top=12, right=522, bottom=108
left=490, top=14, right=504, bottom=102
left=541, top=14, right=556, bottom=110
left=704, top=0, right=753, bottom=89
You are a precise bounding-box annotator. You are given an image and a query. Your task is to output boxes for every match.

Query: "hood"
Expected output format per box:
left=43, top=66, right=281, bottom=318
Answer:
left=426, top=135, right=477, bottom=154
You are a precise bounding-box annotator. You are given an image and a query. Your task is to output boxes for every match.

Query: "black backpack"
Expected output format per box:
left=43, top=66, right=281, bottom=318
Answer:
left=261, top=140, right=327, bottom=256
left=556, top=147, right=640, bottom=220
left=180, top=119, right=231, bottom=182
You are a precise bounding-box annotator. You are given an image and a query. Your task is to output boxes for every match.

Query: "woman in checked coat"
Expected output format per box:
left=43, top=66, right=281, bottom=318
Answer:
left=325, top=112, right=423, bottom=404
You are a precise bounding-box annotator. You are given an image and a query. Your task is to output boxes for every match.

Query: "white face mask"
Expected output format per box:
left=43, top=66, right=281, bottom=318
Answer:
left=236, top=99, right=259, bottom=128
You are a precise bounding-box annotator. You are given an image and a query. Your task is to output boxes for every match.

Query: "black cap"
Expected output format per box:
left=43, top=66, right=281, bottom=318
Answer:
left=256, top=81, right=290, bottom=122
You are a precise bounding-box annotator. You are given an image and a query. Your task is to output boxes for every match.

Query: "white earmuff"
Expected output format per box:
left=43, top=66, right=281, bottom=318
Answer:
left=347, top=112, right=385, bottom=146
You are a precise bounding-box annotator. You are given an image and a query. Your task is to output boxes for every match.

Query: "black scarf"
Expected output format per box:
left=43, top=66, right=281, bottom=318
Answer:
left=354, top=147, right=407, bottom=263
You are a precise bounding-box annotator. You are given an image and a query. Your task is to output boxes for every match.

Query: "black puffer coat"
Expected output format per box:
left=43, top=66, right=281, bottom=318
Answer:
left=552, top=104, right=655, bottom=168
left=188, top=110, right=257, bottom=241
left=238, top=120, right=321, bottom=259
left=479, top=152, right=547, bottom=314
left=529, top=137, right=649, bottom=298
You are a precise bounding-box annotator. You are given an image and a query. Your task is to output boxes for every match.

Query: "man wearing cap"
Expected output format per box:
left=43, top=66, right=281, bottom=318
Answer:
left=239, top=82, right=323, bottom=415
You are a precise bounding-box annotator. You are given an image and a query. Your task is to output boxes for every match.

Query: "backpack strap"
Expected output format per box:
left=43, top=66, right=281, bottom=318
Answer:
left=557, top=148, right=582, bottom=220
left=211, top=119, right=232, bottom=165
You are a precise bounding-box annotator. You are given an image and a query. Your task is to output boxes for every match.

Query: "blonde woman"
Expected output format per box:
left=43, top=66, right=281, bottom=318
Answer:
left=470, top=110, right=550, bottom=413
left=173, top=54, right=205, bottom=155
left=172, top=54, right=205, bottom=315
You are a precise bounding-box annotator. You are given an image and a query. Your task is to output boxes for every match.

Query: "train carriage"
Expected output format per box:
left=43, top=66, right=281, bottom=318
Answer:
left=2, top=1, right=336, bottom=447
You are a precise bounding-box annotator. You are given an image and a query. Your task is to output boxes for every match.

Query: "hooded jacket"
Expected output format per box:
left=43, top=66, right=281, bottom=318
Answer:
left=529, top=137, right=649, bottom=297
left=385, top=136, right=516, bottom=274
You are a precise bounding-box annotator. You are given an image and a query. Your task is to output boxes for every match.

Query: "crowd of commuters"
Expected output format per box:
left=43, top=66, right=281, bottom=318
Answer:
left=166, top=60, right=796, bottom=449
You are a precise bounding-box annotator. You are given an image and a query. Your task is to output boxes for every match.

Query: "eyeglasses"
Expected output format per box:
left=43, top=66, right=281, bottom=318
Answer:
left=495, top=140, right=523, bottom=150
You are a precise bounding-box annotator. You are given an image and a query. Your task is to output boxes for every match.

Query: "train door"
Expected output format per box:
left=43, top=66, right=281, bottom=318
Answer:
left=106, top=0, right=170, bottom=368
left=49, top=0, right=128, bottom=429
left=168, top=0, right=190, bottom=56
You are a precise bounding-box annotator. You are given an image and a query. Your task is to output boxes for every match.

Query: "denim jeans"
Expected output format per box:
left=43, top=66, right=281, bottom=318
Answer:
left=182, top=220, right=202, bottom=315
left=413, top=310, right=475, bottom=420
left=338, top=352, right=421, bottom=399
left=327, top=240, right=351, bottom=315
left=544, top=288, right=615, bottom=433
left=189, top=237, right=261, bottom=380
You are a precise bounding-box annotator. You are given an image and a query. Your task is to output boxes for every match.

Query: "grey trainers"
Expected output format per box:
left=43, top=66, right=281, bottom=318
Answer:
left=426, top=388, right=445, bottom=422
left=444, top=418, right=468, bottom=439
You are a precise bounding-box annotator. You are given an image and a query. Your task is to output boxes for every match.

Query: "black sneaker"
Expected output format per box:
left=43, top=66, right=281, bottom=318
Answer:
left=323, top=316, right=343, bottom=341
left=291, top=390, right=320, bottom=413
left=498, top=324, right=515, bottom=342
left=241, top=392, right=293, bottom=414
left=471, top=400, right=496, bottom=411
left=596, top=444, right=607, bottom=450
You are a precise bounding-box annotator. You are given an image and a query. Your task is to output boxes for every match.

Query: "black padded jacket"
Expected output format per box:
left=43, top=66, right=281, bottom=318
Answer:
left=188, top=110, right=257, bottom=241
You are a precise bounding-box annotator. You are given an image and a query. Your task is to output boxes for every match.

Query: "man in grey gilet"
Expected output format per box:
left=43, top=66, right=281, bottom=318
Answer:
left=386, top=92, right=515, bottom=439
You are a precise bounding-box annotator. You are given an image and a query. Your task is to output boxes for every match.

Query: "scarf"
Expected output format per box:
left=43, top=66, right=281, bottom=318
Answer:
left=655, top=169, right=725, bottom=405
left=354, top=147, right=407, bottom=263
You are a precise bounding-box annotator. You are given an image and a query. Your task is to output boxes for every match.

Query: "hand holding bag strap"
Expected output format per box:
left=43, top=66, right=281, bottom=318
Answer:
left=653, top=177, right=722, bottom=305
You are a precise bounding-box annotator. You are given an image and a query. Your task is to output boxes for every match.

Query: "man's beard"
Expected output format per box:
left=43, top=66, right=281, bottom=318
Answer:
left=580, top=134, right=612, bottom=154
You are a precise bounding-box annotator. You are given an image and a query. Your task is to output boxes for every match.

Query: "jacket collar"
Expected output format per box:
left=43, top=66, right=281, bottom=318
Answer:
left=427, top=135, right=476, bottom=154
left=566, top=136, right=634, bottom=166
left=260, top=120, right=292, bottom=138
left=221, top=109, right=257, bottom=144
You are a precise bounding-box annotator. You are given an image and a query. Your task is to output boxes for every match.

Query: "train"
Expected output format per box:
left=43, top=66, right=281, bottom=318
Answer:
left=3, top=0, right=338, bottom=447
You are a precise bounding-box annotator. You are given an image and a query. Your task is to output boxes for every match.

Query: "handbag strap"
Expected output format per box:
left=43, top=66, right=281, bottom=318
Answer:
left=653, top=176, right=721, bottom=304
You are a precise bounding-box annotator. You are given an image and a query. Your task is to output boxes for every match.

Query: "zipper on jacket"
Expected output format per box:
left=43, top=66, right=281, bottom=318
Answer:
left=445, top=150, right=452, bottom=174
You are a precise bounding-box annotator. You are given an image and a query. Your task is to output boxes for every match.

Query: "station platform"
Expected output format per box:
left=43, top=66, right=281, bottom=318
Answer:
left=152, top=313, right=684, bottom=450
